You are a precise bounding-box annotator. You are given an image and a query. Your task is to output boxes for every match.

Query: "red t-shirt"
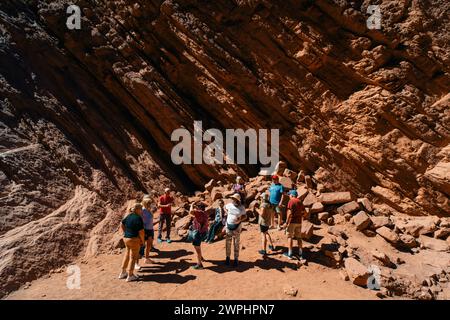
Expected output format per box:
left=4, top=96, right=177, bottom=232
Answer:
left=192, top=210, right=209, bottom=234
left=159, top=195, right=173, bottom=214
left=287, top=198, right=305, bottom=224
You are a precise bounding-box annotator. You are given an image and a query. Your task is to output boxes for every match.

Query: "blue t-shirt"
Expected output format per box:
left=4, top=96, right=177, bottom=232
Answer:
left=142, top=208, right=154, bottom=230
left=269, top=183, right=284, bottom=205
left=122, top=213, right=144, bottom=238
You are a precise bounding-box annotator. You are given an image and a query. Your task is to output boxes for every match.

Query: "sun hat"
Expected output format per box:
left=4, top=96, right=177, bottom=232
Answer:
left=230, top=193, right=241, bottom=203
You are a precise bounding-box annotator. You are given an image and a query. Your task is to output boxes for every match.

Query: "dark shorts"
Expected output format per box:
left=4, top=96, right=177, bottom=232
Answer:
left=144, top=229, right=154, bottom=240
left=193, top=232, right=207, bottom=247
left=259, top=224, right=269, bottom=233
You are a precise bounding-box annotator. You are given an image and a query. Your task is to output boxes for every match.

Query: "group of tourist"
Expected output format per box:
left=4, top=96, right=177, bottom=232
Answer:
left=118, top=175, right=307, bottom=282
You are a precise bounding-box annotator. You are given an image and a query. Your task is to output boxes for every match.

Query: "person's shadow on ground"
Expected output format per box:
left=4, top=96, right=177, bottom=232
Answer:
left=153, top=248, right=193, bottom=260
left=138, top=258, right=196, bottom=284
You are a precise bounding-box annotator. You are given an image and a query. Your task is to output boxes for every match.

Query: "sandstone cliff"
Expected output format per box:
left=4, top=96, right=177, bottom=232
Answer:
left=0, top=0, right=449, bottom=297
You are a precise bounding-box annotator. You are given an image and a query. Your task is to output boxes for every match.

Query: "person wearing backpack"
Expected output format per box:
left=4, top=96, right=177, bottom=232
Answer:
left=118, top=203, right=145, bottom=282
left=188, top=202, right=209, bottom=270
left=224, top=193, right=247, bottom=267
left=205, top=199, right=227, bottom=243
left=282, top=189, right=307, bottom=260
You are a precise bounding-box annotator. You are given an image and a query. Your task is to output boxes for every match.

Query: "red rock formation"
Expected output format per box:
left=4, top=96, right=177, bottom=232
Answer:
left=0, top=0, right=449, bottom=297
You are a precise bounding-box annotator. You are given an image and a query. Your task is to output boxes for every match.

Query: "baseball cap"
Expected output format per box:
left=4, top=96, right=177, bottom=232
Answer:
left=288, top=189, right=298, bottom=197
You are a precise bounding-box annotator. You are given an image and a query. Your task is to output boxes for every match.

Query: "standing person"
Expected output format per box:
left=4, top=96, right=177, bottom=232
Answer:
left=189, top=202, right=209, bottom=270
left=205, top=199, right=227, bottom=243
left=157, top=188, right=174, bottom=244
left=257, top=193, right=275, bottom=255
left=231, top=176, right=247, bottom=205
left=118, top=203, right=145, bottom=282
left=268, top=175, right=285, bottom=230
left=282, top=190, right=306, bottom=260
left=140, top=199, right=155, bottom=264
left=224, top=194, right=246, bottom=267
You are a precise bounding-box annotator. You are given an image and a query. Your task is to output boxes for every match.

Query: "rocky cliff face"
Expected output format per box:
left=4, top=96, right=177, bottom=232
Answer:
left=0, top=0, right=449, bottom=297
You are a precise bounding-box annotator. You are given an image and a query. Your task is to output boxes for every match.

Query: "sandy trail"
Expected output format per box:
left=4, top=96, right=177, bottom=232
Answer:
left=6, top=224, right=381, bottom=300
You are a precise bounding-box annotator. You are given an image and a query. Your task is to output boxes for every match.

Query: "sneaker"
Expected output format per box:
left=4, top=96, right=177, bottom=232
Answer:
left=268, top=245, right=275, bottom=251
left=126, top=274, right=139, bottom=282
left=134, top=263, right=141, bottom=271
left=192, top=264, right=203, bottom=270
left=225, top=257, right=230, bottom=266
left=258, top=250, right=267, bottom=255
left=166, top=239, right=172, bottom=244
left=283, top=252, right=293, bottom=260
left=233, top=259, right=239, bottom=267
left=157, top=238, right=163, bottom=244
left=118, top=272, right=128, bottom=279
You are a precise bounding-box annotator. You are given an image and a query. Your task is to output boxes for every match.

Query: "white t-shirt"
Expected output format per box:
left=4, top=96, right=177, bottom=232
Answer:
left=225, top=203, right=246, bottom=225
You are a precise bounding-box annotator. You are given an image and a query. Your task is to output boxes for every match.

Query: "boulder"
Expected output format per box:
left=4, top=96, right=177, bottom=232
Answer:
left=175, top=215, right=193, bottom=238
left=357, top=197, right=373, bottom=212
left=371, top=216, right=392, bottom=229
left=296, top=185, right=309, bottom=201
left=435, top=228, right=450, bottom=240
left=316, top=183, right=326, bottom=194
left=210, top=188, right=223, bottom=202
left=279, top=176, right=294, bottom=190
left=376, top=226, right=400, bottom=244
left=419, top=236, right=450, bottom=252
left=301, top=221, right=314, bottom=240
left=204, top=179, right=216, bottom=192
left=327, top=226, right=348, bottom=239
left=310, top=202, right=324, bottom=214
left=423, top=161, right=450, bottom=196
left=318, top=212, right=330, bottom=221
left=400, top=234, right=419, bottom=248
left=371, top=250, right=395, bottom=268
left=399, top=218, right=439, bottom=237
left=296, top=170, right=305, bottom=183
left=305, top=175, right=313, bottom=189
left=274, top=161, right=287, bottom=176
left=188, top=196, right=203, bottom=203
left=337, top=201, right=360, bottom=215
left=353, top=211, right=372, bottom=231
left=283, top=168, right=297, bottom=181
left=344, top=258, right=370, bottom=287
left=303, top=193, right=318, bottom=207
left=257, top=185, right=269, bottom=193
left=319, top=192, right=352, bottom=205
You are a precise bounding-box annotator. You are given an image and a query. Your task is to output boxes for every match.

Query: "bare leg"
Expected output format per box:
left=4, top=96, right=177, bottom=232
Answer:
left=267, top=232, right=274, bottom=250
left=261, top=232, right=267, bottom=251
left=194, top=246, right=203, bottom=266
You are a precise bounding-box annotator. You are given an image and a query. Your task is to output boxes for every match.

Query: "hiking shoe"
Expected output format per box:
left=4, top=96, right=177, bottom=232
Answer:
left=225, top=257, right=230, bottom=266
left=268, top=245, right=275, bottom=251
left=157, top=238, right=163, bottom=244
left=118, top=272, right=128, bottom=280
left=166, top=239, right=172, bottom=244
left=233, top=259, right=239, bottom=267
left=126, top=274, right=139, bottom=282
left=192, top=264, right=203, bottom=270
left=258, top=250, right=267, bottom=255
left=283, top=252, right=293, bottom=260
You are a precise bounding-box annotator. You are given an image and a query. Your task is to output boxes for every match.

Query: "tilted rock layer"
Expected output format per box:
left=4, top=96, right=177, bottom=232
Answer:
left=0, top=0, right=449, bottom=297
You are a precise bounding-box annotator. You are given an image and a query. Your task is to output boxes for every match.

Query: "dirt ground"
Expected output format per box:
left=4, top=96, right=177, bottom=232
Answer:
left=6, top=223, right=383, bottom=300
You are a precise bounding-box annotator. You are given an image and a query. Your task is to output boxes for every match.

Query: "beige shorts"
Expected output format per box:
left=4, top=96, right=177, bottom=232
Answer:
left=286, top=223, right=302, bottom=239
